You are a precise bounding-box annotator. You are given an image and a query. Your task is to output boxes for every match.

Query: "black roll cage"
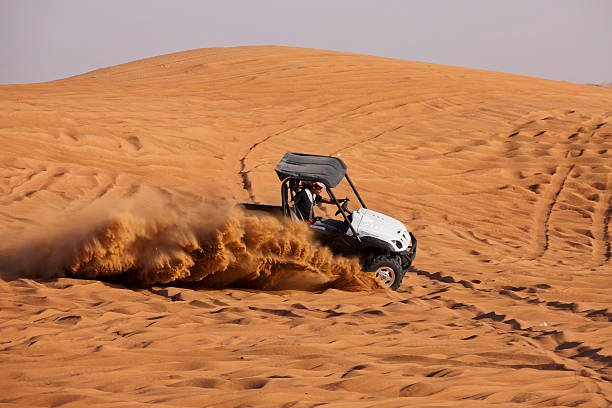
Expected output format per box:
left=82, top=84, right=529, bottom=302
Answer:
left=280, top=174, right=366, bottom=242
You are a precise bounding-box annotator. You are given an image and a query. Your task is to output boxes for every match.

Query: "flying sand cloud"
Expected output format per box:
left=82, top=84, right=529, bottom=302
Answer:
left=0, top=189, right=378, bottom=291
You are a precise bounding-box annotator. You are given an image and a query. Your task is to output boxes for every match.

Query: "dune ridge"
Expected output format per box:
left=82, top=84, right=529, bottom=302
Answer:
left=0, top=46, right=611, bottom=406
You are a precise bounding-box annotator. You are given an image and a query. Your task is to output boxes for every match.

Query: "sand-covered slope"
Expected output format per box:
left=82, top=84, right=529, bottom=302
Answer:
left=1, top=46, right=610, bottom=406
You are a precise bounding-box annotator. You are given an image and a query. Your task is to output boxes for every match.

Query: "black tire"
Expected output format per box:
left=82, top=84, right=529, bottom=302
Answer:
left=365, top=255, right=405, bottom=291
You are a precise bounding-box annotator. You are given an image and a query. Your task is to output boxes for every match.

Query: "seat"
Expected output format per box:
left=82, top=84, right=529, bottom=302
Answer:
left=312, top=218, right=347, bottom=233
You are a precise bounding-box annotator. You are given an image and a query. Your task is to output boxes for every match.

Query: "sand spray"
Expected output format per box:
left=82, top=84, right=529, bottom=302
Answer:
left=0, top=189, right=377, bottom=291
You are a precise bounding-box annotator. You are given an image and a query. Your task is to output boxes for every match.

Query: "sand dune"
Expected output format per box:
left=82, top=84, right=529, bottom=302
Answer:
left=1, top=46, right=610, bottom=406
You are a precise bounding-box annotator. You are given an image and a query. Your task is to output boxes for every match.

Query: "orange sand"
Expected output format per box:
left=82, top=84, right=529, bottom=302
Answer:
left=0, top=46, right=610, bottom=406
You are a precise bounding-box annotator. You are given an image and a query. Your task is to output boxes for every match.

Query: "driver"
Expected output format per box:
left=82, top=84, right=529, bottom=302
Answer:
left=292, top=181, right=334, bottom=223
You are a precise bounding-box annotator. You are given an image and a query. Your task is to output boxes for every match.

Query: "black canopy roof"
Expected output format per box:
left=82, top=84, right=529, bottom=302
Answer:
left=275, top=152, right=347, bottom=187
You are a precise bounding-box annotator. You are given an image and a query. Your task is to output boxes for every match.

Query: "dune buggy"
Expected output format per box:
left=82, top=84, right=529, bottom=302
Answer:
left=242, top=152, right=417, bottom=290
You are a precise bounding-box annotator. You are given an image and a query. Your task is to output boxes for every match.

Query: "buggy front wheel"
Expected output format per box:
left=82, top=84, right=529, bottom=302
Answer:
left=365, top=255, right=405, bottom=291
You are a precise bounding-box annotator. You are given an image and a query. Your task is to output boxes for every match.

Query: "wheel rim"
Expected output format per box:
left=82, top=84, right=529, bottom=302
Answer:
left=375, top=266, right=396, bottom=287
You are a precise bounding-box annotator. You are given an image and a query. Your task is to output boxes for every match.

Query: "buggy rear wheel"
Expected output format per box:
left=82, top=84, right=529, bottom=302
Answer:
left=365, top=255, right=404, bottom=291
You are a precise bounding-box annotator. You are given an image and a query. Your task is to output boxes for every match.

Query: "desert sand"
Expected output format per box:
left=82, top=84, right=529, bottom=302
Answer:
left=0, top=46, right=610, bottom=407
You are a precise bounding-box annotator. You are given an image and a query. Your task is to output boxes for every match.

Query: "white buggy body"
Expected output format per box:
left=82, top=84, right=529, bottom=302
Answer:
left=348, top=208, right=413, bottom=252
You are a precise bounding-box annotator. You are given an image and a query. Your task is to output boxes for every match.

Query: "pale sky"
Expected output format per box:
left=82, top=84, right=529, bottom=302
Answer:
left=1, top=0, right=610, bottom=85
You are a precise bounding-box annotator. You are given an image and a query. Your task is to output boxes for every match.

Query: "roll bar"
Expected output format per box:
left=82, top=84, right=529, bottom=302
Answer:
left=281, top=176, right=363, bottom=241
left=326, top=187, right=360, bottom=241
left=345, top=173, right=366, bottom=209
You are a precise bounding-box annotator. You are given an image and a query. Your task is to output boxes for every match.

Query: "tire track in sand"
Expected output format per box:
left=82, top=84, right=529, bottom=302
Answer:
left=529, top=115, right=605, bottom=260
left=531, top=160, right=574, bottom=259
left=238, top=123, right=306, bottom=202
left=504, top=112, right=610, bottom=262
left=332, top=125, right=403, bottom=156
left=591, top=154, right=611, bottom=266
